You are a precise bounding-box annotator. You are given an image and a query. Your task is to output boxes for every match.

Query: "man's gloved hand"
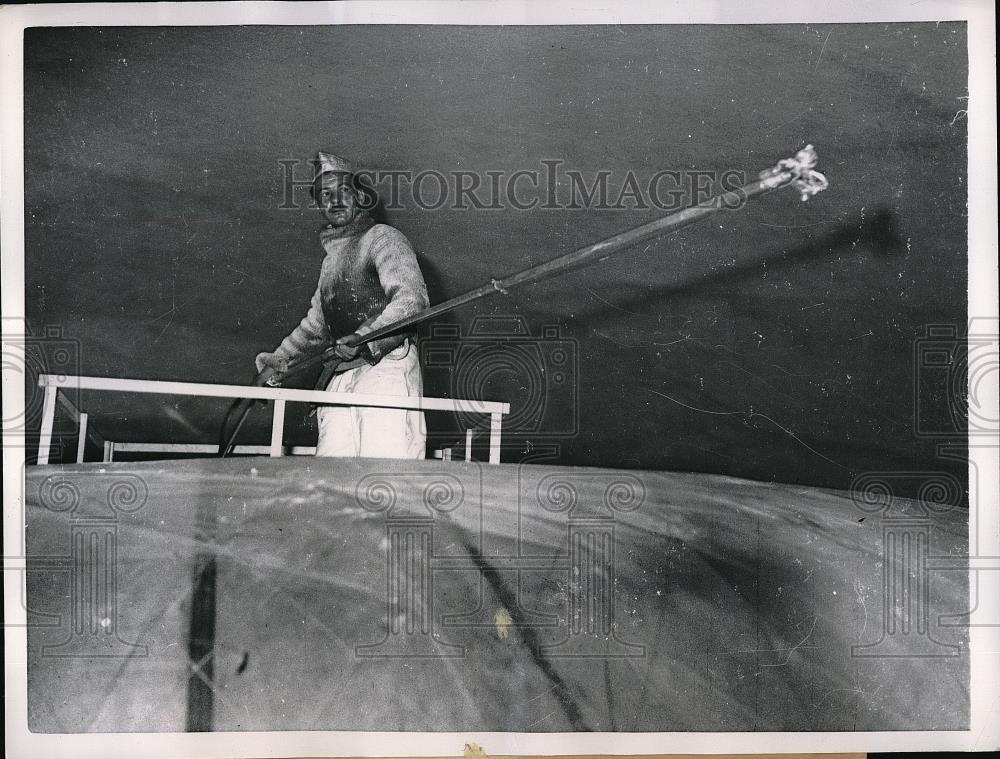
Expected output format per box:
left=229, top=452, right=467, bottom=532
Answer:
left=254, top=351, right=289, bottom=375
left=334, top=332, right=365, bottom=361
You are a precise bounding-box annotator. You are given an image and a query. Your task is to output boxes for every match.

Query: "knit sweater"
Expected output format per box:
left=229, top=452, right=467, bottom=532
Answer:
left=274, top=217, right=429, bottom=363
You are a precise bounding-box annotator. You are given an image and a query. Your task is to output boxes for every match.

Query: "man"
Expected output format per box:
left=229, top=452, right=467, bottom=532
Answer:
left=255, top=151, right=429, bottom=458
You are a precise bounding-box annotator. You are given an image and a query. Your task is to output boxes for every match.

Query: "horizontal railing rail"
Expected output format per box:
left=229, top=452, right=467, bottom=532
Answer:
left=104, top=443, right=318, bottom=459
left=35, top=374, right=509, bottom=465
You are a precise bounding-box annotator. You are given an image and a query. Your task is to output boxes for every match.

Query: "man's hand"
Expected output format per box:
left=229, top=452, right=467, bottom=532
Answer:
left=255, top=351, right=289, bottom=375
left=334, top=332, right=364, bottom=361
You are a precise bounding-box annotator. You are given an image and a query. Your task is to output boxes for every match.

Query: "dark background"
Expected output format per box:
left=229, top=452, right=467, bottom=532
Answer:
left=23, top=24, right=969, bottom=491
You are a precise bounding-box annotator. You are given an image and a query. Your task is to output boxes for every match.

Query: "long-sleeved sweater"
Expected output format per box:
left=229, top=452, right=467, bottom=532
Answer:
left=273, top=216, right=429, bottom=363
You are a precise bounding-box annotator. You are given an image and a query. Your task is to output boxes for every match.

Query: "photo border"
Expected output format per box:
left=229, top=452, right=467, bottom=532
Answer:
left=3, top=1, right=997, bottom=757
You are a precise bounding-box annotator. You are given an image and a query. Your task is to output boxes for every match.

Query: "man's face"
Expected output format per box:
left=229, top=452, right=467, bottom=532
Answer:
left=314, top=172, right=359, bottom=227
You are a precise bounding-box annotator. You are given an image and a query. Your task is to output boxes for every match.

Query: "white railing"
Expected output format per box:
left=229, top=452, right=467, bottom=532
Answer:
left=101, top=443, right=319, bottom=460
left=108, top=437, right=477, bottom=461
left=36, top=374, right=510, bottom=465
left=432, top=428, right=476, bottom=462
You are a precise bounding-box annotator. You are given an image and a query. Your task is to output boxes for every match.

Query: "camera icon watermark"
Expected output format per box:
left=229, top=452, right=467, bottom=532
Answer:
left=2, top=319, right=81, bottom=456
left=850, top=471, right=964, bottom=658
left=421, top=316, right=579, bottom=438
left=913, top=318, right=999, bottom=439
left=20, top=471, right=150, bottom=658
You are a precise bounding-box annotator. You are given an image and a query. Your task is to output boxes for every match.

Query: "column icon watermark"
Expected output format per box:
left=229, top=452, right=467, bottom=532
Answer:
left=850, top=471, right=963, bottom=658
left=33, top=471, right=149, bottom=658
left=354, top=466, right=647, bottom=659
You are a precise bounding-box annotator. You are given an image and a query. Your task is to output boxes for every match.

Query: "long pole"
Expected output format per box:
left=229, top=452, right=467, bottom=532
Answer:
left=219, top=145, right=827, bottom=455
left=270, top=145, right=828, bottom=386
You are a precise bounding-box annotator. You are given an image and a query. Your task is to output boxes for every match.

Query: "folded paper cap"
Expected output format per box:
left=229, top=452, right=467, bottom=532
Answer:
left=315, top=151, right=353, bottom=179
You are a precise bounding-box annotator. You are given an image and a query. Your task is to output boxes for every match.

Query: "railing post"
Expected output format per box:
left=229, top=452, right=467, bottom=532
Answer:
left=489, top=412, right=502, bottom=465
left=465, top=429, right=473, bottom=462
left=102, top=441, right=114, bottom=463
left=270, top=400, right=286, bottom=457
left=36, top=382, right=58, bottom=466
left=76, top=412, right=88, bottom=463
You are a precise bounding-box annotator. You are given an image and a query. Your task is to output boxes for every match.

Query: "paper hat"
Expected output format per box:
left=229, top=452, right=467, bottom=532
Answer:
left=315, top=151, right=354, bottom=178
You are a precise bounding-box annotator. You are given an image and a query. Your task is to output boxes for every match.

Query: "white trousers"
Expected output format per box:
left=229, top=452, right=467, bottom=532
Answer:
left=315, top=340, right=426, bottom=459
